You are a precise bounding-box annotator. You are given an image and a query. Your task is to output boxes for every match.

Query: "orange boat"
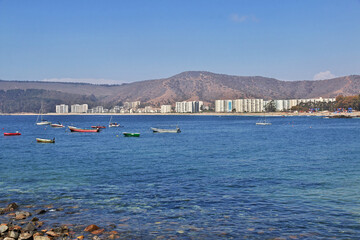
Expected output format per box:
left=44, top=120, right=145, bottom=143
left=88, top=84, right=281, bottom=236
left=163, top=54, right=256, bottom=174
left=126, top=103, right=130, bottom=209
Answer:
left=68, top=126, right=100, bottom=133
left=4, top=132, right=21, bottom=136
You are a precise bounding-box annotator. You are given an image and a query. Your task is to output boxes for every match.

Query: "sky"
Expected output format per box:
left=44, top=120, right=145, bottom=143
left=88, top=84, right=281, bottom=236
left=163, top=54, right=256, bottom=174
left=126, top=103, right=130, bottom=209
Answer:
left=0, top=0, right=359, bottom=84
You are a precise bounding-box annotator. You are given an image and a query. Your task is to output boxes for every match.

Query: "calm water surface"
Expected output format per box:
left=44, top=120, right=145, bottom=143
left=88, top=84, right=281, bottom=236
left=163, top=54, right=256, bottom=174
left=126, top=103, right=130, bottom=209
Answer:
left=0, top=115, right=360, bottom=239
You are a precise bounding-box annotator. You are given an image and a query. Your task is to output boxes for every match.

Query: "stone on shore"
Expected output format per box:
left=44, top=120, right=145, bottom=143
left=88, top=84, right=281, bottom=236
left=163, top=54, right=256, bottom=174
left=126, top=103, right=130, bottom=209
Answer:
left=0, top=224, right=9, bottom=233
left=34, top=236, right=51, bottom=240
left=23, top=222, right=36, bottom=232
left=18, top=232, right=33, bottom=240
left=0, top=203, right=19, bottom=215
left=91, top=229, right=104, bottom=235
left=35, top=209, right=46, bottom=215
left=46, top=230, right=59, bottom=237
left=84, top=224, right=100, bottom=232
left=15, top=211, right=31, bottom=220
left=8, top=230, right=20, bottom=239
left=4, top=237, right=16, bottom=240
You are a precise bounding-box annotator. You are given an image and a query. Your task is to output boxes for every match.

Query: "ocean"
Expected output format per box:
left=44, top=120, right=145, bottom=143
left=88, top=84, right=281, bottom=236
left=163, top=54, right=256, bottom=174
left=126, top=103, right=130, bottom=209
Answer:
left=0, top=115, right=360, bottom=239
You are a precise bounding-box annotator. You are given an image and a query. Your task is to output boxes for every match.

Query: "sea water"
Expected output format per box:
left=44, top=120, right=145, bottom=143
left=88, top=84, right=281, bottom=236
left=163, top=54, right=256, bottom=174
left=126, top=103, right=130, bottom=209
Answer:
left=0, top=115, right=360, bottom=239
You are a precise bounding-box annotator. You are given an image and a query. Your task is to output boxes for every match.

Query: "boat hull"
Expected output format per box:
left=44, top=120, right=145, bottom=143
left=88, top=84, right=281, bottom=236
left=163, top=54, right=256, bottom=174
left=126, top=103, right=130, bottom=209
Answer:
left=51, top=124, right=64, bottom=128
left=109, top=123, right=120, bottom=127
left=91, top=126, right=106, bottom=129
left=123, top=132, right=140, bottom=137
left=36, top=138, right=55, bottom=143
left=69, top=126, right=100, bottom=133
left=256, top=122, right=272, bottom=125
left=4, top=132, right=21, bottom=136
left=151, top=128, right=181, bottom=133
left=36, top=121, right=51, bottom=125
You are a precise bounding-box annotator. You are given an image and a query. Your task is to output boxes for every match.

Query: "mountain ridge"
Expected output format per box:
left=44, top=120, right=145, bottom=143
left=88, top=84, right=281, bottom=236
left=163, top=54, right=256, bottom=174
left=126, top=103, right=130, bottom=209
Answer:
left=1, top=71, right=360, bottom=107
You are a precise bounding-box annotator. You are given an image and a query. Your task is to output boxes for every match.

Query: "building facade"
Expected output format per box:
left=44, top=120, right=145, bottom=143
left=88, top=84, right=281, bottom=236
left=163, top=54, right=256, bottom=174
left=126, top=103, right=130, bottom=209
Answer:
left=70, top=104, right=88, bottom=113
left=55, top=104, right=69, bottom=113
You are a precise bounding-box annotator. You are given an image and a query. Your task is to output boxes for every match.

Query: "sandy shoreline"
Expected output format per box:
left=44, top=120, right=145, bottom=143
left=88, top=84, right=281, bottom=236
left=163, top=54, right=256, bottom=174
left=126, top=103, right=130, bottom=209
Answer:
left=1, top=111, right=359, bottom=117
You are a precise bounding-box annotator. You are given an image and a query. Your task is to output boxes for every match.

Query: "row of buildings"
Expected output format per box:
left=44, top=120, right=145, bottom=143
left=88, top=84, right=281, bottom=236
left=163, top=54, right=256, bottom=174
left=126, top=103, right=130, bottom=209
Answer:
left=56, top=97, right=336, bottom=114
left=214, top=97, right=336, bottom=113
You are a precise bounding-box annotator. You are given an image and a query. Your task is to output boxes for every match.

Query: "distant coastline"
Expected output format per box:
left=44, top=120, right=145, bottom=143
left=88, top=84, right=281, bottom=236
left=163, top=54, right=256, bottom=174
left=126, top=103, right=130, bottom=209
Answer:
left=1, top=111, right=359, bottom=117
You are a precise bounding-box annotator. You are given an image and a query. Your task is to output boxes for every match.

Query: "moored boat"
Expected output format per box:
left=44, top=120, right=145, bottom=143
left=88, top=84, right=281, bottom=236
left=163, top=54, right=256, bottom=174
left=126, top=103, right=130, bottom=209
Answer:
left=36, top=120, right=52, bottom=125
left=36, top=138, right=55, bottom=143
left=68, top=126, right=101, bottom=133
left=4, top=132, right=21, bottom=136
left=151, top=127, right=181, bottom=133
left=123, top=132, right=140, bottom=137
left=51, top=122, right=65, bottom=128
left=109, top=116, right=121, bottom=127
left=91, top=125, right=106, bottom=129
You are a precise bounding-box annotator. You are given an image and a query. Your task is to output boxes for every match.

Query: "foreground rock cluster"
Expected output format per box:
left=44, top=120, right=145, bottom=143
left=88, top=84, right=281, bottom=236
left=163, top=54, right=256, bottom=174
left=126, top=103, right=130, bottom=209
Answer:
left=0, top=203, right=119, bottom=240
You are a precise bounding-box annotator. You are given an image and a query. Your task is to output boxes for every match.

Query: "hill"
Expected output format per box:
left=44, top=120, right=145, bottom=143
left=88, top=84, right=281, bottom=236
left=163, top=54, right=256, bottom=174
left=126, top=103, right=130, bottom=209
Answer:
left=1, top=71, right=360, bottom=111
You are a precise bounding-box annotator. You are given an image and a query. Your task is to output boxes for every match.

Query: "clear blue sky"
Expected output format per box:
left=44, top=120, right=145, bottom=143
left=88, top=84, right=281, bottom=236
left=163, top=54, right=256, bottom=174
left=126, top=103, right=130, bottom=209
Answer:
left=0, top=0, right=359, bottom=84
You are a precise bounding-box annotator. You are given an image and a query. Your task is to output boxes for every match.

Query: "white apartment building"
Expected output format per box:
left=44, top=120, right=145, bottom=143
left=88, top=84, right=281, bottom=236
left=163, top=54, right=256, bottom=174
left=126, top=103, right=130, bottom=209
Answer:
left=55, top=104, right=68, bottom=113
left=161, top=105, right=172, bottom=113
left=71, top=104, right=88, bottom=113
left=175, top=101, right=203, bottom=113
left=216, top=99, right=264, bottom=113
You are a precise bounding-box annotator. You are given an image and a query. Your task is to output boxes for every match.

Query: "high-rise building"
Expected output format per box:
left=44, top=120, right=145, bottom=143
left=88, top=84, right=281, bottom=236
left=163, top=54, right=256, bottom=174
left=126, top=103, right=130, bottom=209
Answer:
left=55, top=104, right=69, bottom=113
left=161, top=105, right=172, bottom=113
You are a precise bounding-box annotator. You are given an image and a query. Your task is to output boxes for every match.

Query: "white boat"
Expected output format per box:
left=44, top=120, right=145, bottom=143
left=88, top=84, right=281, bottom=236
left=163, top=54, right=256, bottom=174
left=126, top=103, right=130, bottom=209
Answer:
left=256, top=115, right=272, bottom=125
left=51, top=122, right=65, bottom=128
left=36, top=104, right=51, bottom=125
left=108, top=116, right=121, bottom=127
left=151, top=126, right=181, bottom=133
left=36, top=138, right=55, bottom=143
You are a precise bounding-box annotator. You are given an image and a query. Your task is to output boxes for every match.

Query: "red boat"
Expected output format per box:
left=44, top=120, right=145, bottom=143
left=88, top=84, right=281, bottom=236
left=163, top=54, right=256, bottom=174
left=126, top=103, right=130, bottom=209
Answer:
left=91, top=126, right=106, bottom=129
left=68, top=126, right=100, bottom=133
left=4, top=132, right=21, bottom=136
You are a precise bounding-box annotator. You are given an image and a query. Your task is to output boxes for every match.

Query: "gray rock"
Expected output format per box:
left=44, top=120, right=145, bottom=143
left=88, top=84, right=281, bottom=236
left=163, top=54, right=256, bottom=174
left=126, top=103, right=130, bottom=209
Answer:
left=92, top=236, right=101, bottom=240
left=34, top=210, right=46, bottom=215
left=23, top=223, right=36, bottom=232
left=15, top=211, right=31, bottom=220
left=0, top=225, right=8, bottom=233
left=8, top=230, right=19, bottom=239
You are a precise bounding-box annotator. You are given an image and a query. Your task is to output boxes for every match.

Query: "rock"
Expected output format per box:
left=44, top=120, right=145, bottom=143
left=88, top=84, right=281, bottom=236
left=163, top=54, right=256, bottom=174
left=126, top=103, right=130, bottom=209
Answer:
left=8, top=230, right=19, bottom=239
left=0, top=203, right=18, bottom=215
left=4, top=237, right=16, bottom=240
left=18, top=232, right=33, bottom=240
left=84, top=225, right=100, bottom=232
left=92, top=236, right=101, bottom=240
left=108, top=234, right=119, bottom=239
left=6, top=203, right=19, bottom=212
left=35, top=210, right=46, bottom=215
left=31, top=217, right=39, bottom=222
left=76, top=235, right=84, bottom=240
left=23, top=222, right=36, bottom=232
left=34, top=236, right=51, bottom=240
left=91, top=229, right=104, bottom=235
left=15, top=212, right=31, bottom=220
left=10, top=225, right=22, bottom=231
left=46, top=230, right=59, bottom=237
left=36, top=222, right=44, bottom=228
left=0, top=224, right=8, bottom=233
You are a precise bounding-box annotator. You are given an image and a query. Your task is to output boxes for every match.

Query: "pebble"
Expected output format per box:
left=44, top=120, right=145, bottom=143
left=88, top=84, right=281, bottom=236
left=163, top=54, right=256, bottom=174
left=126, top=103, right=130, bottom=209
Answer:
left=46, top=230, right=59, bottom=237
left=34, top=236, right=51, bottom=240
left=18, top=232, right=33, bottom=240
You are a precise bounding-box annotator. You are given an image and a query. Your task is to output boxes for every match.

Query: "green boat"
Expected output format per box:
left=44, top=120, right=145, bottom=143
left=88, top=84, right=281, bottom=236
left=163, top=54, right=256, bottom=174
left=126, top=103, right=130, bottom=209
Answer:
left=123, top=132, right=140, bottom=137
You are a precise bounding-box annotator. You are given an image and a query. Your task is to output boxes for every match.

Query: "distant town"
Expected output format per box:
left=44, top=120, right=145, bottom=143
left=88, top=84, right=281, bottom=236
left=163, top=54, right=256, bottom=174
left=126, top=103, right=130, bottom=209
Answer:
left=55, top=97, right=337, bottom=114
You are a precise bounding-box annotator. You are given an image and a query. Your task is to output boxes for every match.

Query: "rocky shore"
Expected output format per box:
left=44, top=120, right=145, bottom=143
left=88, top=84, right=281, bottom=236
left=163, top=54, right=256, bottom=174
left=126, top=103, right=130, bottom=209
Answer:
left=0, top=203, right=119, bottom=240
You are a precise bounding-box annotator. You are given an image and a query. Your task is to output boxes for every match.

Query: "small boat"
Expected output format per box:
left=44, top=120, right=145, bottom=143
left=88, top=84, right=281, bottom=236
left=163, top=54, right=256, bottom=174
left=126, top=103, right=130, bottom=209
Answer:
left=109, top=122, right=121, bottom=128
left=256, top=122, right=272, bottom=125
left=68, top=126, right=101, bottom=133
left=36, top=138, right=55, bottom=143
left=256, top=115, right=272, bottom=125
left=151, top=127, right=181, bottom=133
left=36, top=120, right=52, bottom=126
left=4, top=132, right=21, bottom=136
left=36, top=104, right=51, bottom=125
left=91, top=125, right=106, bottom=129
left=51, top=122, right=65, bottom=128
left=123, top=132, right=140, bottom=137
left=109, top=116, right=121, bottom=127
